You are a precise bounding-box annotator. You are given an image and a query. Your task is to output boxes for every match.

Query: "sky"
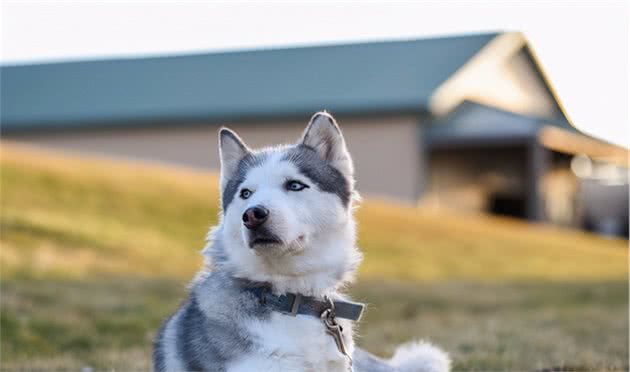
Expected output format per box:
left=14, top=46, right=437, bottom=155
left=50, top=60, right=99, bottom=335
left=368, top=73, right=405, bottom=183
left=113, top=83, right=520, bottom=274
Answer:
left=1, top=1, right=628, bottom=148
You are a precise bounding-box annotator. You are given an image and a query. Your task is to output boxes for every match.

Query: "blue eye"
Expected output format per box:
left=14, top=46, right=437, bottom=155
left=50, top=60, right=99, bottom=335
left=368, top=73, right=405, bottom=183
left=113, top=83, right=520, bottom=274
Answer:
left=286, top=180, right=309, bottom=192
left=240, top=189, right=252, bottom=199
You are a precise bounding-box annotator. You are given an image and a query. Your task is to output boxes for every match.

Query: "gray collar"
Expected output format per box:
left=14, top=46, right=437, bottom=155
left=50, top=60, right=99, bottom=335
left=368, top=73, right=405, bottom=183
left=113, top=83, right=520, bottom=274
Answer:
left=245, top=285, right=365, bottom=321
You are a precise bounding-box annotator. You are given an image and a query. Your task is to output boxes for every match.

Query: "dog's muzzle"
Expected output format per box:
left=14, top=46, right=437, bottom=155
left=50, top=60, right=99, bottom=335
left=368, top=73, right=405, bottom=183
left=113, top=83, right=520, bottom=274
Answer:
left=242, top=205, right=282, bottom=248
left=242, top=205, right=269, bottom=230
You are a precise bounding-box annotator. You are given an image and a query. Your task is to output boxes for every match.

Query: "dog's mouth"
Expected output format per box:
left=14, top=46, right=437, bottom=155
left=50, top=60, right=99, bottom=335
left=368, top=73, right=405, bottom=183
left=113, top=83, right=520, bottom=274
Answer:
left=246, top=226, right=306, bottom=252
left=248, top=227, right=283, bottom=248
left=247, top=226, right=283, bottom=249
left=250, top=237, right=283, bottom=247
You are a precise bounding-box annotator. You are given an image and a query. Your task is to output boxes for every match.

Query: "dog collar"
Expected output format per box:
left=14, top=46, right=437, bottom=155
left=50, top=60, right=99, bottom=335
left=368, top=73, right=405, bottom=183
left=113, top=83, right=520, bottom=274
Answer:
left=245, top=286, right=365, bottom=321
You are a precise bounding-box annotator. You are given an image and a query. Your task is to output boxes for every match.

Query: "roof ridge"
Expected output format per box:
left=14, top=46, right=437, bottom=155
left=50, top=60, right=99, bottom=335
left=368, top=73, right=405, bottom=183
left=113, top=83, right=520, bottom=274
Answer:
left=1, top=32, right=503, bottom=68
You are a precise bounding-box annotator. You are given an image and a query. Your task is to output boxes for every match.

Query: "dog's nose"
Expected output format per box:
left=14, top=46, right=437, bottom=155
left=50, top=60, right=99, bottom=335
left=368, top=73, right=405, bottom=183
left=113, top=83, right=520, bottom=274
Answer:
left=242, top=206, right=269, bottom=229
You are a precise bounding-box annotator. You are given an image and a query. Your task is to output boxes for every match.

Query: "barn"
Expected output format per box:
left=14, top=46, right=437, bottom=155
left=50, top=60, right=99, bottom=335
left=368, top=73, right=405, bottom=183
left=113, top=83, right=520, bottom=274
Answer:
left=2, top=32, right=627, bottom=235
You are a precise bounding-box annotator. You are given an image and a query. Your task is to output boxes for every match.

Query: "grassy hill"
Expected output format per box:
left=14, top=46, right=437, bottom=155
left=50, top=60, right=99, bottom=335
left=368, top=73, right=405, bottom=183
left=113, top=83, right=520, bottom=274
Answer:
left=1, top=143, right=628, bottom=370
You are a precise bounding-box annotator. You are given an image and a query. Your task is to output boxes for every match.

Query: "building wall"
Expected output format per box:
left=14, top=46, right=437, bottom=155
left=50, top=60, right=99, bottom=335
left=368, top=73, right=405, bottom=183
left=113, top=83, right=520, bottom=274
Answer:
left=579, top=179, right=629, bottom=237
left=5, top=115, right=423, bottom=202
left=422, top=146, right=528, bottom=214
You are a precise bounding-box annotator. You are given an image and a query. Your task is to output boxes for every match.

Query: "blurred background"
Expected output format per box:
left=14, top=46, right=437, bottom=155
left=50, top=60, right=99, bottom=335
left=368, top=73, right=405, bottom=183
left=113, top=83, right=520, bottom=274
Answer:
left=1, top=1, right=628, bottom=370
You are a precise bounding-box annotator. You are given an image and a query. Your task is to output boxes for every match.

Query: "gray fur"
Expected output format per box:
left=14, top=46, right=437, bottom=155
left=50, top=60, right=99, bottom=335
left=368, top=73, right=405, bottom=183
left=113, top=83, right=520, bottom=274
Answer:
left=176, top=297, right=221, bottom=371
left=302, top=113, right=342, bottom=163
left=152, top=315, right=169, bottom=371
left=154, top=270, right=271, bottom=371
left=152, top=265, right=395, bottom=372
left=154, top=217, right=404, bottom=372
left=219, top=129, right=249, bottom=156
left=220, top=113, right=351, bottom=211
left=221, top=152, right=268, bottom=211
left=206, top=229, right=230, bottom=268
left=155, top=114, right=449, bottom=372
left=283, top=144, right=351, bottom=206
left=221, top=144, right=350, bottom=211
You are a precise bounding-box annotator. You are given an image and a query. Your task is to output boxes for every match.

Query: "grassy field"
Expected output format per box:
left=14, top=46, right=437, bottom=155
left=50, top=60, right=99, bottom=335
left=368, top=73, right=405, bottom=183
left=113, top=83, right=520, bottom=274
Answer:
left=1, top=143, right=628, bottom=370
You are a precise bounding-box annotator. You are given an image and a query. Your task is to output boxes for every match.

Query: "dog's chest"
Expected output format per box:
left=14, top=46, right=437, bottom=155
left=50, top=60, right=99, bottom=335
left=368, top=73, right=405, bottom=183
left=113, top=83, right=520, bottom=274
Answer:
left=228, top=312, right=353, bottom=372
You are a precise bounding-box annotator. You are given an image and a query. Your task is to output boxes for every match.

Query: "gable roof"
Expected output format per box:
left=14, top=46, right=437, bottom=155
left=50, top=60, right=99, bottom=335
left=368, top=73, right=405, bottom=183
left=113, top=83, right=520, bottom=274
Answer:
left=1, top=33, right=498, bottom=131
left=427, top=100, right=546, bottom=147
left=428, top=100, right=628, bottom=165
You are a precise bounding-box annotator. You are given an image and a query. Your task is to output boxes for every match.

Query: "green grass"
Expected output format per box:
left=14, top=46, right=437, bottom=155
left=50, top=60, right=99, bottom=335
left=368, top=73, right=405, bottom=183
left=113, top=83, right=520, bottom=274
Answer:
left=1, top=143, right=628, bottom=370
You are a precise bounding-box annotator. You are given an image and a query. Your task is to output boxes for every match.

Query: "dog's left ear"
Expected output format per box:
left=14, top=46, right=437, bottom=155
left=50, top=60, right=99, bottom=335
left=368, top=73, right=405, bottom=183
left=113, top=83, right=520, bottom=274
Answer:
left=301, top=112, right=354, bottom=177
left=219, top=127, right=251, bottom=191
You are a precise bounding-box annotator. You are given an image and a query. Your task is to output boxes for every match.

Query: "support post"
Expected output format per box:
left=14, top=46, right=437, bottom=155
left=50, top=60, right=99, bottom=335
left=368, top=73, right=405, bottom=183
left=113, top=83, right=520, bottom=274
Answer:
left=526, top=140, right=549, bottom=221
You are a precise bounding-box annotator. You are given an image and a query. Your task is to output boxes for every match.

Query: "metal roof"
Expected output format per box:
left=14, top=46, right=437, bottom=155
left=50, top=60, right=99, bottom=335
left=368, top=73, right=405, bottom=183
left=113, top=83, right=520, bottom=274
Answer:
left=1, top=33, right=498, bottom=131
left=427, top=100, right=574, bottom=147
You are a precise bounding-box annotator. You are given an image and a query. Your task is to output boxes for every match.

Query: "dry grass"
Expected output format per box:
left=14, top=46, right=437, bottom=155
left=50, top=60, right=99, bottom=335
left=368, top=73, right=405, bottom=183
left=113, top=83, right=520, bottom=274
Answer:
left=1, top=142, right=628, bottom=370
left=2, top=277, right=626, bottom=371
left=2, top=143, right=626, bottom=282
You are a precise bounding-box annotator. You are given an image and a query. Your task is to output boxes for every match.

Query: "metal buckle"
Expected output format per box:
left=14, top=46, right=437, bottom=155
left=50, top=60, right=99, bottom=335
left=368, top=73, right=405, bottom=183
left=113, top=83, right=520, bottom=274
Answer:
left=283, top=293, right=302, bottom=316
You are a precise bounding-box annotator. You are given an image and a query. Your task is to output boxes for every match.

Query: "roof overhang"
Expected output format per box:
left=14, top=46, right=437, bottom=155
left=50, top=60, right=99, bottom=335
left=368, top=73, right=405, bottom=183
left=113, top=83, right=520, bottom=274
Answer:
left=427, top=100, right=628, bottom=167
left=538, top=126, right=629, bottom=167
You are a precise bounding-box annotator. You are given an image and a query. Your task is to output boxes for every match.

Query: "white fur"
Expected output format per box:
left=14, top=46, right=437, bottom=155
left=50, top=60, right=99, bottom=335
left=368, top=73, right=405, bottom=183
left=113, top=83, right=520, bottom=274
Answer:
left=390, top=341, right=451, bottom=372
left=193, top=113, right=450, bottom=372
left=207, top=149, right=362, bottom=296
left=226, top=312, right=353, bottom=372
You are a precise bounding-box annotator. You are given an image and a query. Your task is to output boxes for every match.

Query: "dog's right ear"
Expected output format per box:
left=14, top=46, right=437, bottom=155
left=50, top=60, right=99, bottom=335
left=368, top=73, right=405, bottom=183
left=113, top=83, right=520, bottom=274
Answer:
left=301, top=112, right=353, bottom=178
left=219, top=128, right=250, bottom=190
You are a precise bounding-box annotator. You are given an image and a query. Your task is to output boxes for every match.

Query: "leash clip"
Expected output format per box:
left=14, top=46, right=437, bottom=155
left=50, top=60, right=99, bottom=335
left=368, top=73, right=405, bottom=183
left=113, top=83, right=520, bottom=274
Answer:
left=321, top=297, right=353, bottom=367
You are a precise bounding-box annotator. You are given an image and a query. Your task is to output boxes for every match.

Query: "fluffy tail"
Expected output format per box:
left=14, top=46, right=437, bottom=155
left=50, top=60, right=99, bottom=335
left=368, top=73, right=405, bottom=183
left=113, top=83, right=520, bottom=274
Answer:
left=388, top=341, right=451, bottom=372
left=353, top=341, right=451, bottom=372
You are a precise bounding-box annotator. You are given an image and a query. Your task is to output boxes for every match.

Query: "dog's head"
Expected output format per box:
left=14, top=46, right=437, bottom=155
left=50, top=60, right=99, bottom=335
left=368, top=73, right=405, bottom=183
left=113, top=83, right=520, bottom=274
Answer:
left=205, top=112, right=362, bottom=294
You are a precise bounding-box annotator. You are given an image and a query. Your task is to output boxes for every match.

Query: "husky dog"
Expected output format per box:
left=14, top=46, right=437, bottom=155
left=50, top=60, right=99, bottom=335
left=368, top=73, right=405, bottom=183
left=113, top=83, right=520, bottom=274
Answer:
left=153, top=112, right=450, bottom=372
